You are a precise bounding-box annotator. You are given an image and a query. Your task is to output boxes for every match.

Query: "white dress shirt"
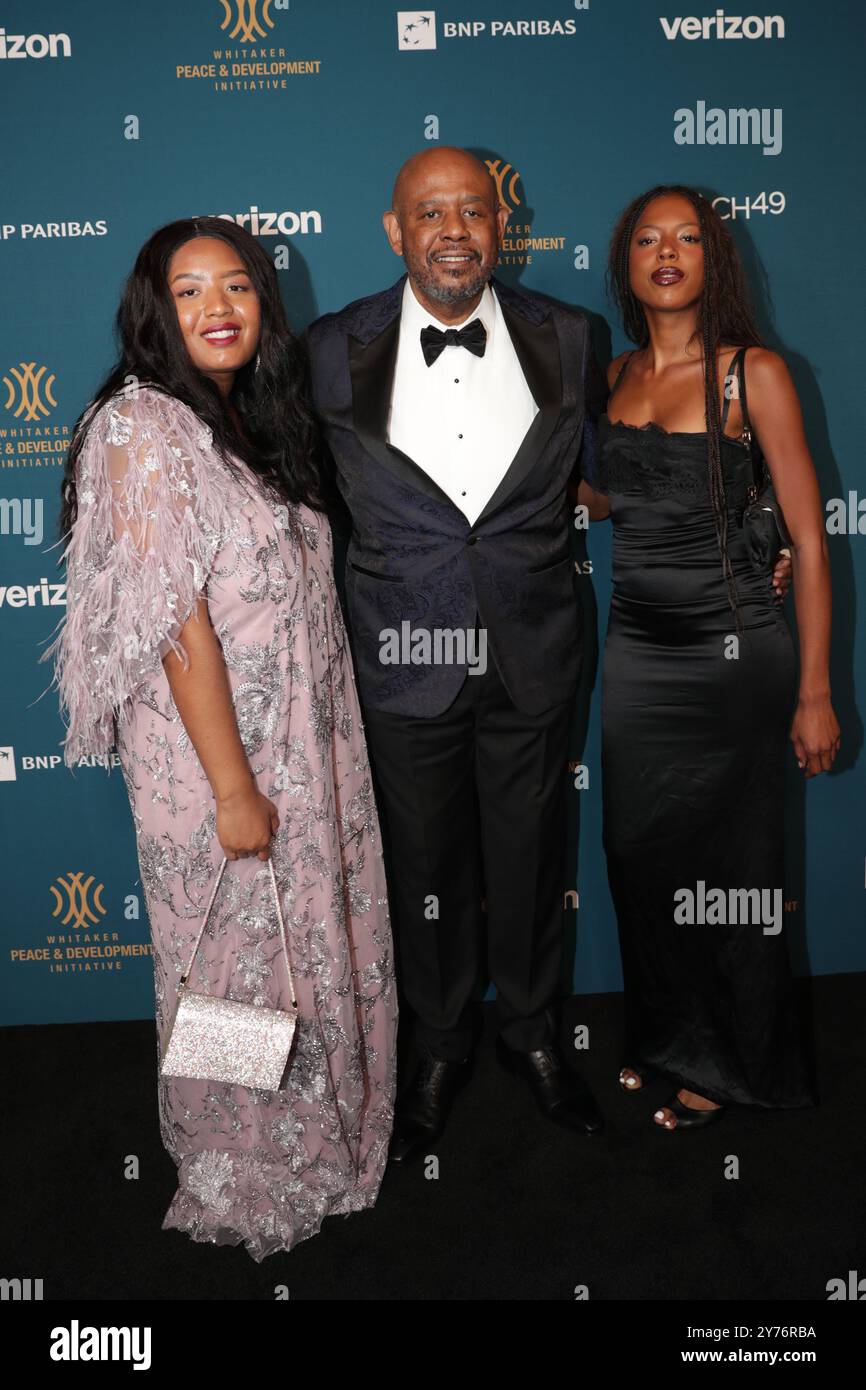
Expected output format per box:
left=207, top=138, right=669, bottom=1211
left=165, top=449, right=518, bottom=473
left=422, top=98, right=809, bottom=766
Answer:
left=387, top=279, right=539, bottom=524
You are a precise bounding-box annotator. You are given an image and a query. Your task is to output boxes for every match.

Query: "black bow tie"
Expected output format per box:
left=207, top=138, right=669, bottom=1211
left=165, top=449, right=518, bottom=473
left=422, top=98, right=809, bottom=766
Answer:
left=420, top=318, right=487, bottom=367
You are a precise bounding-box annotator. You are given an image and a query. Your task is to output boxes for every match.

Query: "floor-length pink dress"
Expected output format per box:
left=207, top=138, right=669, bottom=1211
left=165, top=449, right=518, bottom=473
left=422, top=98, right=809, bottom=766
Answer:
left=49, top=384, right=397, bottom=1261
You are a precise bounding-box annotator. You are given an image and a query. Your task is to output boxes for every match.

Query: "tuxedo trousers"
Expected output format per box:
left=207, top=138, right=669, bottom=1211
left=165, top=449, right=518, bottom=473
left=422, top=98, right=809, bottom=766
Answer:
left=362, top=655, right=575, bottom=1060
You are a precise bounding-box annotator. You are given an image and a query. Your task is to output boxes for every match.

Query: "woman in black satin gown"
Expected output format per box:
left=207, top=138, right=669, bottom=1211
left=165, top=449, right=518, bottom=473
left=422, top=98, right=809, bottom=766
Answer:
left=579, top=185, right=840, bottom=1130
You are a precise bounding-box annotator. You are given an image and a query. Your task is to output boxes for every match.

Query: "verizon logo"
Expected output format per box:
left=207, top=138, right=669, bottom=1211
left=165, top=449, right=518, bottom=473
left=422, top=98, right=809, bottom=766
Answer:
left=0, top=578, right=66, bottom=607
left=660, top=12, right=784, bottom=40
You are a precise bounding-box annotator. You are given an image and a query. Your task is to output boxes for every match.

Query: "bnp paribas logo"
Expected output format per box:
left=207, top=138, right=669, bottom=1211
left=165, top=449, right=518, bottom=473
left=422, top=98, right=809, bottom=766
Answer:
left=218, top=0, right=277, bottom=45
left=397, top=12, right=436, bottom=50
left=50, top=871, right=107, bottom=931
left=3, top=362, right=58, bottom=421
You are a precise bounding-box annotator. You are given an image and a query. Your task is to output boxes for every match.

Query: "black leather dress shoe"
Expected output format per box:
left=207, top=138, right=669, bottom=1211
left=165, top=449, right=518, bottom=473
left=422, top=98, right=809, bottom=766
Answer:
left=496, top=1036, right=604, bottom=1135
left=389, top=1048, right=471, bottom=1164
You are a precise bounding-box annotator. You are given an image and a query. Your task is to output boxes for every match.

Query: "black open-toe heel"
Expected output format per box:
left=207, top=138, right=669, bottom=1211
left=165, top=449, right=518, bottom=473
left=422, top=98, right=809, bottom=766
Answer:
left=654, top=1091, right=727, bottom=1130
left=618, top=1061, right=658, bottom=1092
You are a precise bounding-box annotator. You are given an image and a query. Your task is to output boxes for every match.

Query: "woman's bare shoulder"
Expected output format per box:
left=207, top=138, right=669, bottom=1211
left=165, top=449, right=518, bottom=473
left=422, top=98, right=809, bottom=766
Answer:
left=729, top=345, right=792, bottom=398
left=719, top=343, right=786, bottom=372
left=606, top=349, right=633, bottom=390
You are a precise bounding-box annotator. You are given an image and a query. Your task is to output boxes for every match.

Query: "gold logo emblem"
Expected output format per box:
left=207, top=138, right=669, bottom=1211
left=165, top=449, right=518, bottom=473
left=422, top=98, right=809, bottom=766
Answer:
left=218, top=0, right=275, bottom=44
left=3, top=362, right=58, bottom=421
left=485, top=159, right=523, bottom=211
left=50, top=872, right=107, bottom=930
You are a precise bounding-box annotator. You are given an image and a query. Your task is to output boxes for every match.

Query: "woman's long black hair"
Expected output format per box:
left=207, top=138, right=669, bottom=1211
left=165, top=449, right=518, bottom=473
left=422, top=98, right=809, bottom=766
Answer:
left=58, top=215, right=329, bottom=538
left=606, top=185, right=765, bottom=625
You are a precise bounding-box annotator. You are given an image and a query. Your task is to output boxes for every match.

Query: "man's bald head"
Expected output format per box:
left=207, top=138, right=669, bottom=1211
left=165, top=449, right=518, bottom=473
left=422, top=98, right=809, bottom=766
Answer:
left=390, top=147, right=499, bottom=216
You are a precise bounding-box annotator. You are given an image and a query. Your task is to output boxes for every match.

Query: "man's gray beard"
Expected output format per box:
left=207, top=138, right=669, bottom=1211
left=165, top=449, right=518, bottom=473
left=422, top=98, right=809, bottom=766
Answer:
left=408, top=256, right=492, bottom=306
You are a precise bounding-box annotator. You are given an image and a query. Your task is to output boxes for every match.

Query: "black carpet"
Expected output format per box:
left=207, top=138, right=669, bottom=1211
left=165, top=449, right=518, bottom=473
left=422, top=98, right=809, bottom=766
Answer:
left=4, top=973, right=865, bottom=1302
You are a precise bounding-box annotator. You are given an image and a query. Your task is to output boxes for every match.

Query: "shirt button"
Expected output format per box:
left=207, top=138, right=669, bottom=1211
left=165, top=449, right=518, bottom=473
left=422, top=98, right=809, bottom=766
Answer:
left=458, top=433, right=463, bottom=439
left=454, top=378, right=460, bottom=384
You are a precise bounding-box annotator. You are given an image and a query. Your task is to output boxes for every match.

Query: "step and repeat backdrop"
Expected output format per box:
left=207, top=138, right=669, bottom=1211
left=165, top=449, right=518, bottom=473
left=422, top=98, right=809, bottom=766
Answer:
left=1, top=0, right=863, bottom=1025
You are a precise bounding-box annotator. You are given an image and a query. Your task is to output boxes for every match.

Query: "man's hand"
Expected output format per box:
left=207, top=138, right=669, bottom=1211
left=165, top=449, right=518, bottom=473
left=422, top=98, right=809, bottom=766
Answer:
left=771, top=548, right=792, bottom=601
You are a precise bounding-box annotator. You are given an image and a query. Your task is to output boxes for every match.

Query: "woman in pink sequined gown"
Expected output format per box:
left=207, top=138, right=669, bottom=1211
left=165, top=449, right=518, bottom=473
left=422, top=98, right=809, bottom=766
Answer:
left=46, top=218, right=397, bottom=1261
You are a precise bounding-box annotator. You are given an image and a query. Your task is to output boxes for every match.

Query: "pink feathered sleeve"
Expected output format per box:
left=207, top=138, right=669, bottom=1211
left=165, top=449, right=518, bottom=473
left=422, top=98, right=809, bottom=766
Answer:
left=44, top=386, right=234, bottom=765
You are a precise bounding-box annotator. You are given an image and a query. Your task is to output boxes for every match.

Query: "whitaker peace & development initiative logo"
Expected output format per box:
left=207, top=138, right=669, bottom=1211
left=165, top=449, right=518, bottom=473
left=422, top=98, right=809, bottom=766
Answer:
left=1, top=362, right=69, bottom=470
left=3, top=363, right=56, bottom=421
left=485, top=157, right=567, bottom=268
left=176, top=0, right=321, bottom=94
left=219, top=0, right=276, bottom=44
left=51, top=871, right=107, bottom=931
left=9, top=871, right=150, bottom=978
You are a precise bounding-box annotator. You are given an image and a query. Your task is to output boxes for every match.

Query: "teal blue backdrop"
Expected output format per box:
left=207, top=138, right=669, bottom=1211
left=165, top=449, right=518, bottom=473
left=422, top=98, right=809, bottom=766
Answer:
left=1, top=0, right=863, bottom=1025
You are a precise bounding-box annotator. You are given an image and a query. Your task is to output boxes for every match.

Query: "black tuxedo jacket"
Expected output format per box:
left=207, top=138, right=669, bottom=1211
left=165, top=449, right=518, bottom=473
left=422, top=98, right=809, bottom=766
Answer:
left=307, top=274, right=605, bottom=717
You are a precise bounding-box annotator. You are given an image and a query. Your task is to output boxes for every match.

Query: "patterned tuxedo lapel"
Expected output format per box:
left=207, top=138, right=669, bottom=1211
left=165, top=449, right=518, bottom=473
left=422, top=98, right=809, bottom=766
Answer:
left=345, top=275, right=565, bottom=521
left=474, top=278, right=564, bottom=524
left=347, top=277, right=456, bottom=508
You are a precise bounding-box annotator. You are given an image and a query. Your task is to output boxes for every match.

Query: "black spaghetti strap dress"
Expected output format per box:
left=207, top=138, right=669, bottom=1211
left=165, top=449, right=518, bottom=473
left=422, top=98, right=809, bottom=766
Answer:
left=596, top=348, right=814, bottom=1108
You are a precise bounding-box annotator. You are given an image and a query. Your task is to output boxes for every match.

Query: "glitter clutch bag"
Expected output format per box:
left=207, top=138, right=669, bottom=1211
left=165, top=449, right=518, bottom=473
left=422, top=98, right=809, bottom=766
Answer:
left=160, top=856, right=298, bottom=1090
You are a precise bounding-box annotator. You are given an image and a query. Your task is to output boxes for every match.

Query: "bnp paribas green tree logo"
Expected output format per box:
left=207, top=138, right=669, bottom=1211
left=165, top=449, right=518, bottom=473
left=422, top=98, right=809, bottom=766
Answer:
left=218, top=0, right=277, bottom=45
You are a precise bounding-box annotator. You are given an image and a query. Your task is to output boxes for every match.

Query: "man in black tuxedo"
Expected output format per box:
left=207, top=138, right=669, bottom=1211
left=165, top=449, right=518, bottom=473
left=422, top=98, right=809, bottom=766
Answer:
left=306, top=146, right=606, bottom=1161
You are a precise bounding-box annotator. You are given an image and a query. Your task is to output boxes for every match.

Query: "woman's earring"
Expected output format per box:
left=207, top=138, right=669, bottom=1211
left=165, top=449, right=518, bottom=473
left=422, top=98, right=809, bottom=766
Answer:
left=254, top=351, right=261, bottom=375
